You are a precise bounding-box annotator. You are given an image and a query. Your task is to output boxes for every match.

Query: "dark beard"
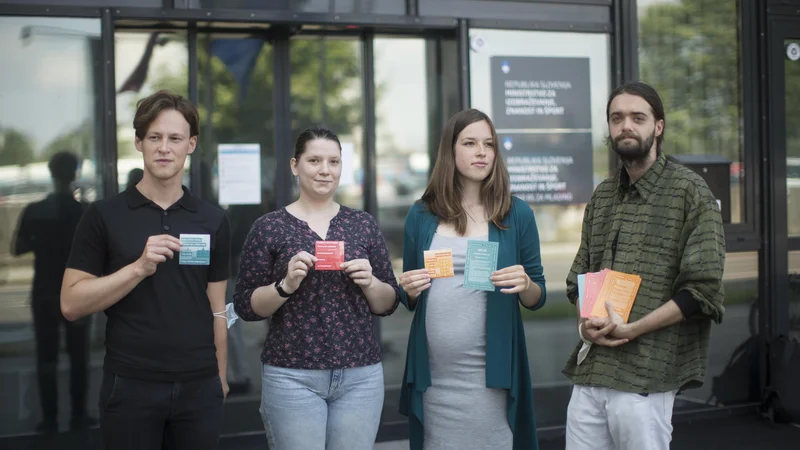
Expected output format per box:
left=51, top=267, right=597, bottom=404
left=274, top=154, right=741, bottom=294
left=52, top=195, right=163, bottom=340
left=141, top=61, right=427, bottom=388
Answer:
left=610, top=131, right=656, bottom=164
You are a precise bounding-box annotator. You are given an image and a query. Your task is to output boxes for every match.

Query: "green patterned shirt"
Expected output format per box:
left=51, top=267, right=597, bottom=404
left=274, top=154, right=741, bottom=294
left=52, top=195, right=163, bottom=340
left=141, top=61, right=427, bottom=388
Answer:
left=562, top=154, right=725, bottom=393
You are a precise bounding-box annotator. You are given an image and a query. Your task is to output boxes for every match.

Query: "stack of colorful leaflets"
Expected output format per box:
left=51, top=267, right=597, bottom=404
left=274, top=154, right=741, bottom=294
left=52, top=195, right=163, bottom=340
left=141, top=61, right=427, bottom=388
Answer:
left=577, top=269, right=642, bottom=323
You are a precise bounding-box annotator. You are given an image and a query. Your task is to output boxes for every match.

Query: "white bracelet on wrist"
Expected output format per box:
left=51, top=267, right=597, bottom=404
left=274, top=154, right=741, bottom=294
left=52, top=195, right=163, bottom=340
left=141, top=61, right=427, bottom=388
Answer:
left=578, top=322, right=593, bottom=346
left=577, top=322, right=592, bottom=365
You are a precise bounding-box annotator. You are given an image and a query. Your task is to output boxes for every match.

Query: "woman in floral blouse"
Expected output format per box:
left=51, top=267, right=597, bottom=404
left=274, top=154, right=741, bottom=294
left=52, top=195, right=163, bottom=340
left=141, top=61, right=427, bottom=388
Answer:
left=234, top=126, right=400, bottom=450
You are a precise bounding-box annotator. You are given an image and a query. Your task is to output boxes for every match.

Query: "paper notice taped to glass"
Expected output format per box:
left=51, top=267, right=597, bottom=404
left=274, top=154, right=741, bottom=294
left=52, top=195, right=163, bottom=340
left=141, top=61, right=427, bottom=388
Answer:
left=218, top=143, right=261, bottom=205
left=340, top=142, right=356, bottom=186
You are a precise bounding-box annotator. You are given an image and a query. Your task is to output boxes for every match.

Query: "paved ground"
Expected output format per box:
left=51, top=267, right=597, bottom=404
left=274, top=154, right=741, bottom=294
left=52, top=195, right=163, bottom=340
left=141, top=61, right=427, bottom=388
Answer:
left=5, top=412, right=799, bottom=450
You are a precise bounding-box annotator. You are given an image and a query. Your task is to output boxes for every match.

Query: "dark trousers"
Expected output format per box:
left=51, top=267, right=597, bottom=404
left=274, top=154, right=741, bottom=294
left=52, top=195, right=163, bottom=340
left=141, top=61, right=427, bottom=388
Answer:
left=99, top=371, right=225, bottom=450
left=31, top=299, right=89, bottom=419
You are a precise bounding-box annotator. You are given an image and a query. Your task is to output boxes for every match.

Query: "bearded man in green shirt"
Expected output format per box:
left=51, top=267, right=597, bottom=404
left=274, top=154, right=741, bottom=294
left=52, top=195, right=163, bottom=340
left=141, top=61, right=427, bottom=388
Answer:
left=563, top=81, right=725, bottom=450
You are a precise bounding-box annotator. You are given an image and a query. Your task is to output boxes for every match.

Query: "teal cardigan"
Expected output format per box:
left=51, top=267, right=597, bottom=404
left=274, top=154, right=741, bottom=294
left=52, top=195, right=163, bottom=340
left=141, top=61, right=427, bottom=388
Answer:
left=398, top=197, right=547, bottom=450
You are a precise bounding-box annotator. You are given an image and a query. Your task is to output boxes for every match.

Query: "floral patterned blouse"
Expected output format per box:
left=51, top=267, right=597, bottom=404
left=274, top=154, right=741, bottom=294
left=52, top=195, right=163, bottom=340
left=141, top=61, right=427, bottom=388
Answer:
left=234, top=206, right=400, bottom=369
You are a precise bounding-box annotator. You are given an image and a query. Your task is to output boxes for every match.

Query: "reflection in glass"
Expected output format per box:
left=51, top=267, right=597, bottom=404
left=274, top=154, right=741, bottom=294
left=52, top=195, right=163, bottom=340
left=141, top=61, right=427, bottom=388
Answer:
left=290, top=36, right=363, bottom=209
left=115, top=31, right=189, bottom=192
left=639, top=0, right=744, bottom=224
left=788, top=252, right=800, bottom=342
left=0, top=16, right=102, bottom=436
left=0, top=0, right=161, bottom=5
left=195, top=0, right=404, bottom=14
left=690, top=252, right=759, bottom=408
left=785, top=39, right=800, bottom=236
left=196, top=35, right=277, bottom=396
left=373, top=37, right=431, bottom=391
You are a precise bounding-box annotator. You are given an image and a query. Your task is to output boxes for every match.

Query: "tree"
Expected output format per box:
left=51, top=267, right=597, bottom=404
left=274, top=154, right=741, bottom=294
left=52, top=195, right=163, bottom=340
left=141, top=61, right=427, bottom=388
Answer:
left=139, top=35, right=362, bottom=161
left=42, top=120, right=95, bottom=161
left=639, top=0, right=743, bottom=161
left=0, top=128, right=35, bottom=166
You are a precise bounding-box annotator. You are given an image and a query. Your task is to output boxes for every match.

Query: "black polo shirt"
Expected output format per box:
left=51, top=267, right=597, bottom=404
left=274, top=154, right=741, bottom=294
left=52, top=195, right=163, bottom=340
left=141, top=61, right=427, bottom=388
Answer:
left=66, top=186, right=230, bottom=382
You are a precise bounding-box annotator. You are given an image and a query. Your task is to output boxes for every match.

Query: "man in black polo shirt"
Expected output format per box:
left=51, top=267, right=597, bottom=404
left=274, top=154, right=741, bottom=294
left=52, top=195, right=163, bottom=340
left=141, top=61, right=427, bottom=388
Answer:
left=61, top=90, right=231, bottom=450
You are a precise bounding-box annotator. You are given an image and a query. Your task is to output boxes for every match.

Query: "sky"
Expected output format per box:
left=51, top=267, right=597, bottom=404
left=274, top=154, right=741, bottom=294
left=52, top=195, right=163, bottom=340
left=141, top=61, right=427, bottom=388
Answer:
left=0, top=17, right=100, bottom=155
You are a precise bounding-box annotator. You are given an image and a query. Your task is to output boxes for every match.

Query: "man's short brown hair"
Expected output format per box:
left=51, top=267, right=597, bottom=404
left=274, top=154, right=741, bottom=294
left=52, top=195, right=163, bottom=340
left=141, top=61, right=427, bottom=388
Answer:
left=133, top=90, right=199, bottom=140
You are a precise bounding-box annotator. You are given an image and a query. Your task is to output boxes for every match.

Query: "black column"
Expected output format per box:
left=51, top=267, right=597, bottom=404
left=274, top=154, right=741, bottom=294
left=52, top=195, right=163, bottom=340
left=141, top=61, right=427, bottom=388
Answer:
left=101, top=9, right=118, bottom=200
left=273, top=31, right=293, bottom=208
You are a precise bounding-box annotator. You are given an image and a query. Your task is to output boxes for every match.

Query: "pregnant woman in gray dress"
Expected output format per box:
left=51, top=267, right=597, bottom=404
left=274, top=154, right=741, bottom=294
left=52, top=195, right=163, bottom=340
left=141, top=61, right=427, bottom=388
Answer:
left=398, top=109, right=547, bottom=450
left=423, top=233, right=512, bottom=449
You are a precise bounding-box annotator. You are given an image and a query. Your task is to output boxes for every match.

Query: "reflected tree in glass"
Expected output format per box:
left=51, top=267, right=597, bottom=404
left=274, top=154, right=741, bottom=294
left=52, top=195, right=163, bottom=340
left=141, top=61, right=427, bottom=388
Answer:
left=639, top=0, right=753, bottom=224
left=639, top=0, right=743, bottom=161
left=0, top=128, right=35, bottom=166
left=144, top=36, right=362, bottom=157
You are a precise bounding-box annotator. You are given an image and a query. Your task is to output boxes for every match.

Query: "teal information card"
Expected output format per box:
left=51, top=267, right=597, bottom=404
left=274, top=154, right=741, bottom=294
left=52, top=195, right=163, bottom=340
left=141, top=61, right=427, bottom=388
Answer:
left=464, top=240, right=499, bottom=291
left=179, top=234, right=211, bottom=265
left=577, top=273, right=586, bottom=310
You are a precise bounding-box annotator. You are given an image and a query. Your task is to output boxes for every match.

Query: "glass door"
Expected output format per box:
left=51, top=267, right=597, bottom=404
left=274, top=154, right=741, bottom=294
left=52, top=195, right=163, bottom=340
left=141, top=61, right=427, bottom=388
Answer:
left=0, top=16, right=103, bottom=438
left=776, top=21, right=800, bottom=340
left=195, top=33, right=277, bottom=428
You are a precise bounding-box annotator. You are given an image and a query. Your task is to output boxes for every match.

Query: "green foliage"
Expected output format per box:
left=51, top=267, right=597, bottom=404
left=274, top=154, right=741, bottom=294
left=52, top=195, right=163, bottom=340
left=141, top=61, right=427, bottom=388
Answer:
left=141, top=36, right=362, bottom=164
left=42, top=120, right=94, bottom=161
left=639, top=0, right=743, bottom=161
left=0, top=127, right=35, bottom=166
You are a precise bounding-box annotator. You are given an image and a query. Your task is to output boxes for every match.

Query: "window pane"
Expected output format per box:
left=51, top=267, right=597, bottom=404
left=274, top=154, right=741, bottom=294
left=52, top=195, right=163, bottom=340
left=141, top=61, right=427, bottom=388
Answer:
left=788, top=252, right=800, bottom=340
left=469, top=28, right=611, bottom=427
left=373, top=36, right=430, bottom=390
left=638, top=0, right=744, bottom=224
left=0, top=16, right=102, bottom=436
left=290, top=36, right=363, bottom=209
left=115, top=31, right=189, bottom=192
left=785, top=38, right=800, bottom=236
left=194, top=36, right=277, bottom=400
left=194, top=0, right=405, bottom=14
left=695, top=252, right=759, bottom=407
left=374, top=36, right=460, bottom=429
left=0, top=0, right=161, bottom=6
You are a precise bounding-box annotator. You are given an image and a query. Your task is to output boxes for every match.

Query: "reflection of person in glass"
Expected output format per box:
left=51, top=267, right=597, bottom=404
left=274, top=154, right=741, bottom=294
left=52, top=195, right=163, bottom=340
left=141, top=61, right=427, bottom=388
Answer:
left=11, top=151, right=93, bottom=433
left=60, top=90, right=231, bottom=450
left=233, top=126, right=400, bottom=450
left=563, top=82, right=725, bottom=450
left=397, top=109, right=547, bottom=450
left=125, top=168, right=144, bottom=190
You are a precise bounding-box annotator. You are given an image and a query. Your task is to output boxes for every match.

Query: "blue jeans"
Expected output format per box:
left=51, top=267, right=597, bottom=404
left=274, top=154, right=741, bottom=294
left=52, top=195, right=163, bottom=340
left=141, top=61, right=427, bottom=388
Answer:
left=260, top=362, right=384, bottom=450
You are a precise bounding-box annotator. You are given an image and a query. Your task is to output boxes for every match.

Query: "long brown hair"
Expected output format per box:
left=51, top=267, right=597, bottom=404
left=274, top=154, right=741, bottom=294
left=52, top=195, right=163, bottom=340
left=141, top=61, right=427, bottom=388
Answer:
left=421, top=109, right=511, bottom=235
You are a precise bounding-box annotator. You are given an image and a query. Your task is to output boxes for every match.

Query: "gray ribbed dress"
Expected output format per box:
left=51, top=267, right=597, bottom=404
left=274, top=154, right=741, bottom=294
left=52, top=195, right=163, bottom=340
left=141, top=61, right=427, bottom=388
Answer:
left=422, top=233, right=513, bottom=450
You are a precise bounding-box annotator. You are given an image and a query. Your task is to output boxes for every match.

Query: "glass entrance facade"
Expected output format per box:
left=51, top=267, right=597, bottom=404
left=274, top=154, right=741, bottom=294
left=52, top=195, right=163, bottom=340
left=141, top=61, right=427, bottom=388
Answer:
left=0, top=0, right=792, bottom=445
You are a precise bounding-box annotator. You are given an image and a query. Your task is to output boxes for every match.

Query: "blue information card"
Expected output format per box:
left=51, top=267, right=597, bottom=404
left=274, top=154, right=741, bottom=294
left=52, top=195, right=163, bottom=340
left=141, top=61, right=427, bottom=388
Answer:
left=179, top=234, right=211, bottom=265
left=577, top=273, right=586, bottom=310
left=464, top=240, right=499, bottom=291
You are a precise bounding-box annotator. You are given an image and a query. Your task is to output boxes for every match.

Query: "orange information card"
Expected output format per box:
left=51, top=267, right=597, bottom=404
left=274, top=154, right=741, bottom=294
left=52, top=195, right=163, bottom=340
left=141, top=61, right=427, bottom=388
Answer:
left=424, top=249, right=454, bottom=278
left=315, top=241, right=344, bottom=270
left=589, top=270, right=642, bottom=323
